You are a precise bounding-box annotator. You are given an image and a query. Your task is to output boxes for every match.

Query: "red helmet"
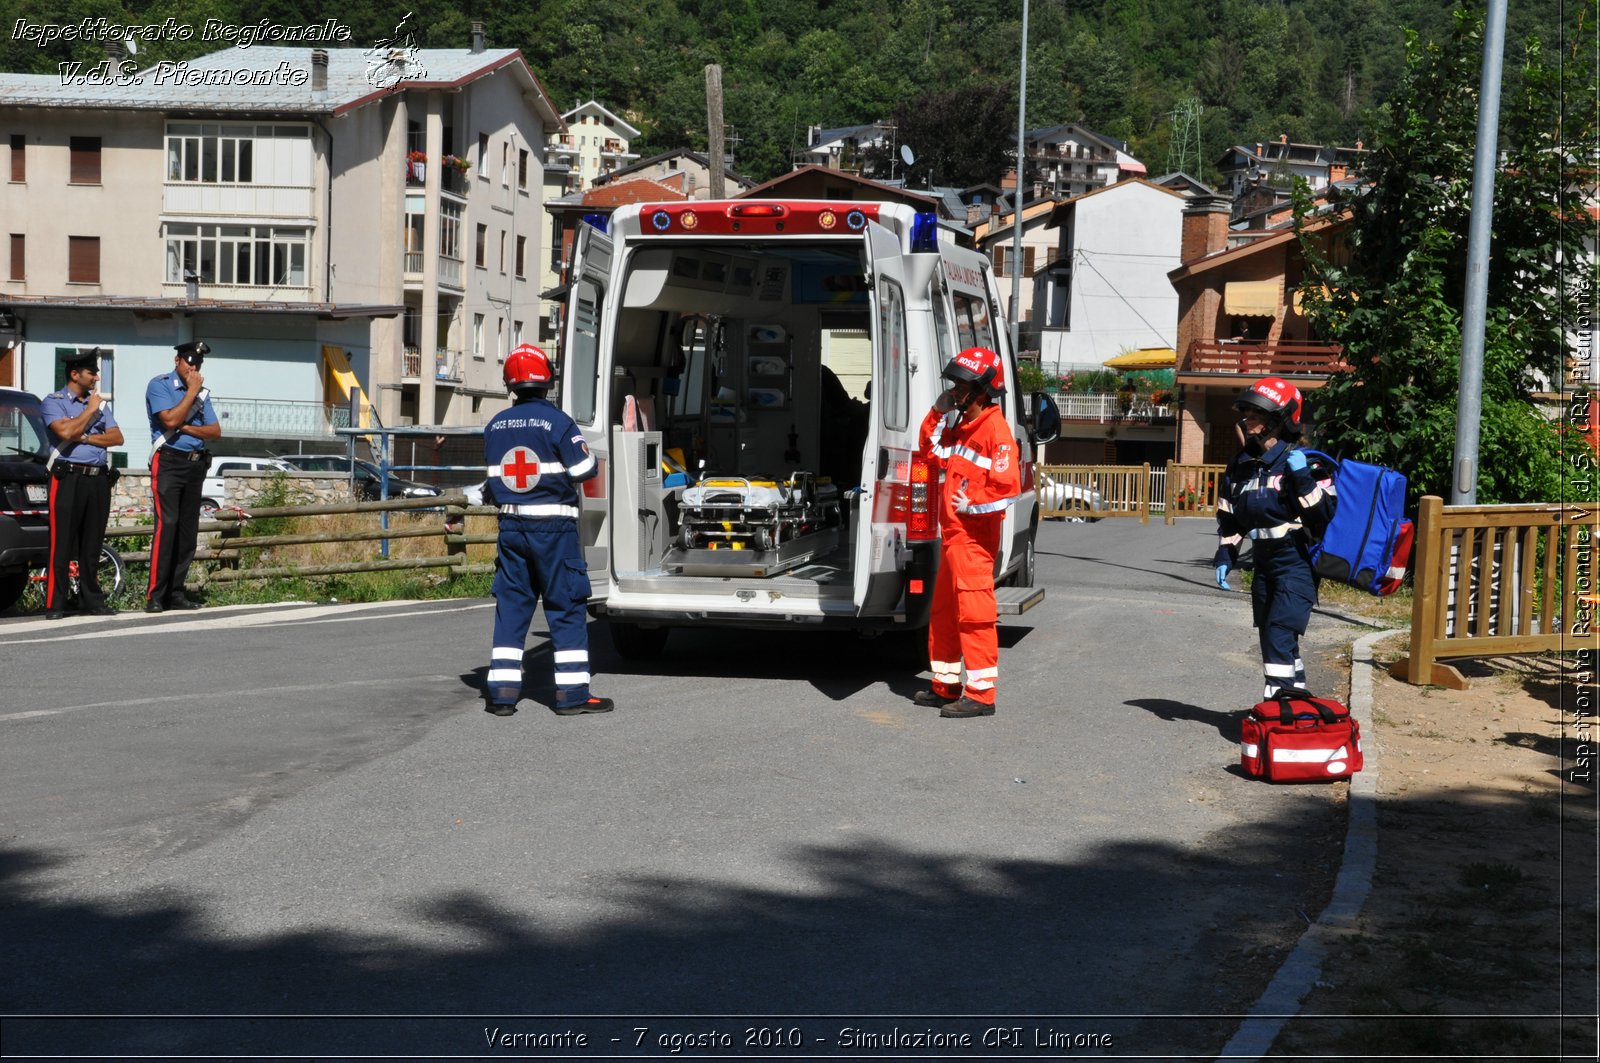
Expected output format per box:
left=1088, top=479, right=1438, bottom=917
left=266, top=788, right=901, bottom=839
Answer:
left=943, top=346, right=1006, bottom=399
left=1234, top=375, right=1303, bottom=437
left=504, top=343, right=553, bottom=390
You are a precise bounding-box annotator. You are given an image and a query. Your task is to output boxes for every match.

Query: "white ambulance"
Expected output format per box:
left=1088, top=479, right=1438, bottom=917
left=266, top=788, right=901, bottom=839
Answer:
left=558, top=199, right=1061, bottom=657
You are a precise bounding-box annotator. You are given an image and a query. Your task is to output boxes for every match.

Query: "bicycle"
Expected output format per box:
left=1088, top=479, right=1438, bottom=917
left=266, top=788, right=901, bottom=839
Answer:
left=19, top=545, right=127, bottom=614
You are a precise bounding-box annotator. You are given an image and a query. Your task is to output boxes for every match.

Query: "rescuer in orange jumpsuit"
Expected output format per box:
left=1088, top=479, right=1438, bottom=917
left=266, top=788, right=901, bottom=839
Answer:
left=912, top=347, right=1021, bottom=719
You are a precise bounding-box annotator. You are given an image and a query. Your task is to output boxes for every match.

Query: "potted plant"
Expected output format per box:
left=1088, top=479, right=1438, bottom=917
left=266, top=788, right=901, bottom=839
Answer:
left=442, top=154, right=470, bottom=174
left=405, top=150, right=427, bottom=181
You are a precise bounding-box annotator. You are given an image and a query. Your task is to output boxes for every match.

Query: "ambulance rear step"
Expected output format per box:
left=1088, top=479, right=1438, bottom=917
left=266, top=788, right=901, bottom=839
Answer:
left=995, top=586, right=1045, bottom=615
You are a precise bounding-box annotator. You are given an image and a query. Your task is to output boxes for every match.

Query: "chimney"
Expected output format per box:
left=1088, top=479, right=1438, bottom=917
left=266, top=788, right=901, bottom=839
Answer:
left=1180, top=193, right=1233, bottom=265
left=470, top=21, right=485, bottom=54
left=311, top=49, right=328, bottom=91
left=104, top=38, right=125, bottom=64
left=1328, top=161, right=1347, bottom=184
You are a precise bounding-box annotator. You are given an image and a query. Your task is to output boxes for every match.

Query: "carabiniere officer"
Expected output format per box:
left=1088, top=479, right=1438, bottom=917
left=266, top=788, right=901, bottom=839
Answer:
left=42, top=348, right=125, bottom=618
left=144, top=339, right=222, bottom=612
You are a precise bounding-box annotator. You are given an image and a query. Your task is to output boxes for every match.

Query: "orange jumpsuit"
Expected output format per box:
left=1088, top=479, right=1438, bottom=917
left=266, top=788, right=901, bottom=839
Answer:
left=920, top=402, right=1021, bottom=705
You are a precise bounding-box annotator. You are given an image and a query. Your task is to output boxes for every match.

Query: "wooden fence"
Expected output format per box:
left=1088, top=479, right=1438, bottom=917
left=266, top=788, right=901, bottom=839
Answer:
left=103, top=494, right=498, bottom=586
left=1392, top=495, right=1598, bottom=688
left=1038, top=462, right=1226, bottom=524
left=1163, top=463, right=1227, bottom=523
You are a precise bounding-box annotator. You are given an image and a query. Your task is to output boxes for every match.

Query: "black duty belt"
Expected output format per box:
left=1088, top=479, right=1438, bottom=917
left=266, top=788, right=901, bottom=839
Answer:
left=58, top=462, right=108, bottom=475
left=161, top=448, right=209, bottom=463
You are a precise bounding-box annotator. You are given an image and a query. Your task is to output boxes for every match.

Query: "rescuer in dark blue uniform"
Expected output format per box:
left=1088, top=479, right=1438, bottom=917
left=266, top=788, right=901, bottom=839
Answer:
left=483, top=344, right=614, bottom=717
left=1214, top=376, right=1338, bottom=698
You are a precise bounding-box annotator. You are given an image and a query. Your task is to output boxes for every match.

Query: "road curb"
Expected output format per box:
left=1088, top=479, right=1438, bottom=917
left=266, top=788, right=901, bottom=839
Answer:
left=1216, top=627, right=1402, bottom=1061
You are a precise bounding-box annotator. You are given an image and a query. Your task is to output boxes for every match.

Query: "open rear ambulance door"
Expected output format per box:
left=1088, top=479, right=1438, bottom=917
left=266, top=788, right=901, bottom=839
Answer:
left=563, top=220, right=614, bottom=601
left=854, top=222, right=915, bottom=617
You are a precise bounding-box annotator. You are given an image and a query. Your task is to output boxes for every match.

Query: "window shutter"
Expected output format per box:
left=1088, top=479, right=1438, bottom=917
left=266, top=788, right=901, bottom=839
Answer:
left=8, top=234, right=22, bottom=280
left=991, top=245, right=1005, bottom=275
left=69, top=137, right=101, bottom=184
left=1024, top=247, right=1037, bottom=275
left=68, top=236, right=99, bottom=282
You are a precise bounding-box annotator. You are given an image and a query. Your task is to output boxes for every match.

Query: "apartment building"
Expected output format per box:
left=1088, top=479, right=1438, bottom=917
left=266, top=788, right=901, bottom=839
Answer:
left=547, top=100, right=639, bottom=193
left=0, top=39, right=563, bottom=463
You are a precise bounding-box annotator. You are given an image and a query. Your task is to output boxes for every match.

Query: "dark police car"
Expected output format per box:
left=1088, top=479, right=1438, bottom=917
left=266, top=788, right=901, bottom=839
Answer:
left=0, top=387, right=51, bottom=613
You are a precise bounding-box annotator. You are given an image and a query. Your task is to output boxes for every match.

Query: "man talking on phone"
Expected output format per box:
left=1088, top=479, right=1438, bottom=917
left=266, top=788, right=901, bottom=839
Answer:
left=144, top=339, right=221, bottom=613
left=42, top=348, right=124, bottom=618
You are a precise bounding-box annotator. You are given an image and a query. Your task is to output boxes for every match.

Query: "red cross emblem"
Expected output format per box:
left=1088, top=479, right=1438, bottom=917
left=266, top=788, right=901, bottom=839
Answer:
left=499, top=446, right=542, bottom=493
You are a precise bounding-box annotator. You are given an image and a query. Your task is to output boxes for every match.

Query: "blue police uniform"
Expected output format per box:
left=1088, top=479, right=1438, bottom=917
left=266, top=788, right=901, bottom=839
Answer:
left=483, top=394, right=600, bottom=710
left=41, top=387, right=120, bottom=612
left=145, top=369, right=219, bottom=608
left=1215, top=440, right=1338, bottom=697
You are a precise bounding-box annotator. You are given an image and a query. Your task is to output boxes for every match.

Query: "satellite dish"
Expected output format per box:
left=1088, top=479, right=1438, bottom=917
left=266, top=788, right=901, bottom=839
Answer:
left=900, top=144, right=916, bottom=167
left=124, top=35, right=138, bottom=56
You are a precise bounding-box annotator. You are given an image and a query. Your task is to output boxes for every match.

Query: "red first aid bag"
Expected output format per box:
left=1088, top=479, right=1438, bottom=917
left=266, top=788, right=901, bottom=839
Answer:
left=1241, top=689, right=1364, bottom=782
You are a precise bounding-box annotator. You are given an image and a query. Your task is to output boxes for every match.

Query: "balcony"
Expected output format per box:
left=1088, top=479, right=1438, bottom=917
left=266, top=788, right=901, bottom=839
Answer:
left=403, top=347, right=466, bottom=382
left=1054, top=392, right=1175, bottom=425
left=211, top=397, right=351, bottom=439
left=402, top=254, right=465, bottom=289
left=1179, top=340, right=1348, bottom=381
left=549, top=135, right=578, bottom=155
left=404, top=162, right=470, bottom=196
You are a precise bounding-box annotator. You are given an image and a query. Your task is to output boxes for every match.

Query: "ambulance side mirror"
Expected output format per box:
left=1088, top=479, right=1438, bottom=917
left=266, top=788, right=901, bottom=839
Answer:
left=1028, top=391, right=1060, bottom=445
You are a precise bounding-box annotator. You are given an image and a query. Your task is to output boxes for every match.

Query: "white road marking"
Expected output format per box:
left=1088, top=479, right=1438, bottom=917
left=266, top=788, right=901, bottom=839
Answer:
left=0, top=599, right=493, bottom=645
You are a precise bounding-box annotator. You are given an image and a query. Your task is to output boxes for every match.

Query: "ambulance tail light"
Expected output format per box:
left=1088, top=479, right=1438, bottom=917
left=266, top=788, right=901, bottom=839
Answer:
left=874, top=446, right=912, bottom=526
left=906, top=451, right=937, bottom=542
left=581, top=458, right=606, bottom=499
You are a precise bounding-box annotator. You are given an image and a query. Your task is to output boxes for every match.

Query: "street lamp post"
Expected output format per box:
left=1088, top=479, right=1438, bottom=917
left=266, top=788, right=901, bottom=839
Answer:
left=1008, top=0, right=1030, bottom=364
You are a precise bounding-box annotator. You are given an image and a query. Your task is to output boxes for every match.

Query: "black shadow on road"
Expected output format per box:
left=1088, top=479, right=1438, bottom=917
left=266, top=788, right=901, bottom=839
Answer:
left=0, top=799, right=1354, bottom=1059
left=1124, top=697, right=1242, bottom=742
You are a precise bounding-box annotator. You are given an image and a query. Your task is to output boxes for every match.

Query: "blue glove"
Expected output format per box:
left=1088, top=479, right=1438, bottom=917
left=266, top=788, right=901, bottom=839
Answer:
left=1215, top=564, right=1232, bottom=591
left=1286, top=449, right=1308, bottom=471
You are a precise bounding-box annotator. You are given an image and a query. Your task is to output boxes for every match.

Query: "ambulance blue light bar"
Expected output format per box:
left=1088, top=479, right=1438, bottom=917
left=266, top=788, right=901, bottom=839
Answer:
left=910, top=212, right=938, bottom=252
left=581, top=213, right=610, bottom=233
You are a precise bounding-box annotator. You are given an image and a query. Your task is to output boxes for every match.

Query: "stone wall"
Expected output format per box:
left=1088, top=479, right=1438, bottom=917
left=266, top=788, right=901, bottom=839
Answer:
left=110, top=472, right=362, bottom=516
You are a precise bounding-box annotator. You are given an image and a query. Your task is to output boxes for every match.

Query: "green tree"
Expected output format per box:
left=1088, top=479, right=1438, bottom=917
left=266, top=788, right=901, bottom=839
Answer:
left=1296, top=5, right=1597, bottom=506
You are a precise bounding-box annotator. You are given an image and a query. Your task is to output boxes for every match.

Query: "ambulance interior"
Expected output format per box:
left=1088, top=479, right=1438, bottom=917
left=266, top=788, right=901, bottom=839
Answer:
left=604, top=242, right=880, bottom=581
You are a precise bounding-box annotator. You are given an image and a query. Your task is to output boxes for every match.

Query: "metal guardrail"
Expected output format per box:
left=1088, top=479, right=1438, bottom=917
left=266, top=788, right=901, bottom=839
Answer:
left=1392, top=495, right=1597, bottom=688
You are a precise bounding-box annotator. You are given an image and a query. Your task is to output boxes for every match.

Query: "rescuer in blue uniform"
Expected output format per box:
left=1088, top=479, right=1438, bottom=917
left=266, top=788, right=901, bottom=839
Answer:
left=483, top=344, right=614, bottom=717
left=41, top=348, right=124, bottom=618
left=1214, top=376, right=1338, bottom=698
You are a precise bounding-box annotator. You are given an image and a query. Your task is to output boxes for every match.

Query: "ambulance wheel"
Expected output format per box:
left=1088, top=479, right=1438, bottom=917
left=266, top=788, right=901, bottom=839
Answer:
left=756, top=528, right=774, bottom=551
left=609, top=621, right=670, bottom=660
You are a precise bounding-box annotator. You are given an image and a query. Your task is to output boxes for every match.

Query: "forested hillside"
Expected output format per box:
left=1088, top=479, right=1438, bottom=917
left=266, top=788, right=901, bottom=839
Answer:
left=2, top=0, right=1580, bottom=186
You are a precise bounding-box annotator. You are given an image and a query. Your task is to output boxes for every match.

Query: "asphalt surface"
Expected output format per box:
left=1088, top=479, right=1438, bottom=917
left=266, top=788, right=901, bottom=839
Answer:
left=0, top=518, right=1368, bottom=1059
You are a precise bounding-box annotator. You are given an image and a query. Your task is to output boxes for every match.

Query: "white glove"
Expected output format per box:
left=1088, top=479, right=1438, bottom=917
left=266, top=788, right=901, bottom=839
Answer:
left=952, top=484, right=972, bottom=513
left=464, top=480, right=486, bottom=506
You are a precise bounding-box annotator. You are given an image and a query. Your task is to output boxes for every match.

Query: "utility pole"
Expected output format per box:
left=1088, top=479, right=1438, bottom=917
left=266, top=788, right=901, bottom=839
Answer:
left=1008, top=0, right=1030, bottom=363
left=705, top=64, right=726, bottom=200
left=1451, top=0, right=1508, bottom=504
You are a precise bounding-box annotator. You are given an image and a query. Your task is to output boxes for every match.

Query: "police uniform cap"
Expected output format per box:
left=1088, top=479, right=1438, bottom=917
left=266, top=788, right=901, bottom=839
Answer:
left=61, top=348, right=104, bottom=373
left=174, top=340, right=210, bottom=365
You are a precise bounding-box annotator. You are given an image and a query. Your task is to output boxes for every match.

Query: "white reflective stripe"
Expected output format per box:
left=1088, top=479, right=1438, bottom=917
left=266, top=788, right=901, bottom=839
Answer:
left=932, top=671, right=961, bottom=685
left=1271, top=745, right=1351, bottom=764
left=948, top=444, right=993, bottom=469
left=1385, top=565, right=1405, bottom=578
left=492, top=647, right=523, bottom=662
left=930, top=659, right=960, bottom=672
left=487, top=667, right=523, bottom=683
left=1298, top=484, right=1325, bottom=508
left=500, top=504, right=580, bottom=518
left=965, top=497, right=1012, bottom=514
left=554, top=672, right=592, bottom=686
left=567, top=453, right=596, bottom=477
left=966, top=666, right=998, bottom=681
left=1263, top=662, right=1299, bottom=677
left=553, top=649, right=588, bottom=664
left=488, top=462, right=568, bottom=476
left=1219, top=533, right=1243, bottom=547
left=1217, top=497, right=1234, bottom=513
left=1241, top=742, right=1260, bottom=759
left=967, top=678, right=995, bottom=691
left=1249, top=523, right=1299, bottom=539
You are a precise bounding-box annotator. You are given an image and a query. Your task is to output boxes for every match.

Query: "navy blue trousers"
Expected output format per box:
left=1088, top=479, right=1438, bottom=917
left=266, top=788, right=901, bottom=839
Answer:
left=1250, top=536, right=1317, bottom=697
left=487, top=518, right=594, bottom=708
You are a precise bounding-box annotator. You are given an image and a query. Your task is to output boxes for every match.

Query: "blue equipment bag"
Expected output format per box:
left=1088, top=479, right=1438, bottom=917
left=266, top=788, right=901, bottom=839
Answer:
left=1303, top=450, right=1409, bottom=595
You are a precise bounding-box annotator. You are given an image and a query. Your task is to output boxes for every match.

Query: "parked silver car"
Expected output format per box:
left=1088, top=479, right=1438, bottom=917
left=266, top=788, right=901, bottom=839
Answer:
left=1038, top=472, right=1106, bottom=522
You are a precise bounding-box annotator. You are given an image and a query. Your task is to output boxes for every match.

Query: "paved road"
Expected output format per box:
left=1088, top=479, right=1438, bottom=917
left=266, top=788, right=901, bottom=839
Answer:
left=0, top=518, right=1366, bottom=1059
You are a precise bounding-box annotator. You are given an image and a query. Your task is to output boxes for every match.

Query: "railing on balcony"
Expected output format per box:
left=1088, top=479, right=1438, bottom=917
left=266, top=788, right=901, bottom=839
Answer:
left=438, top=255, right=463, bottom=287
left=405, top=163, right=470, bottom=196
left=1181, top=340, right=1348, bottom=377
left=403, top=347, right=466, bottom=382
left=1053, top=393, right=1174, bottom=424
left=211, top=397, right=352, bottom=439
left=550, top=135, right=577, bottom=152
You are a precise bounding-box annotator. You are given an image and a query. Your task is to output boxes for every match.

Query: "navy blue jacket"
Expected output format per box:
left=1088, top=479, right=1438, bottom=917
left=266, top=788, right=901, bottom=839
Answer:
left=483, top=395, right=596, bottom=517
left=1214, top=440, right=1338, bottom=568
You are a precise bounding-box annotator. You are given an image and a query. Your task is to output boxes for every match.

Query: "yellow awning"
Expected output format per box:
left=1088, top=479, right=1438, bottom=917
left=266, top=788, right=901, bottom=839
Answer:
left=1102, top=347, right=1177, bottom=369
left=1224, top=279, right=1281, bottom=317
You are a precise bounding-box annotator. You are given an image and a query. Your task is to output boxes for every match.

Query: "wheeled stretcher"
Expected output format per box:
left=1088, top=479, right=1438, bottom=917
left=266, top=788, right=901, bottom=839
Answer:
left=666, top=471, right=842, bottom=576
